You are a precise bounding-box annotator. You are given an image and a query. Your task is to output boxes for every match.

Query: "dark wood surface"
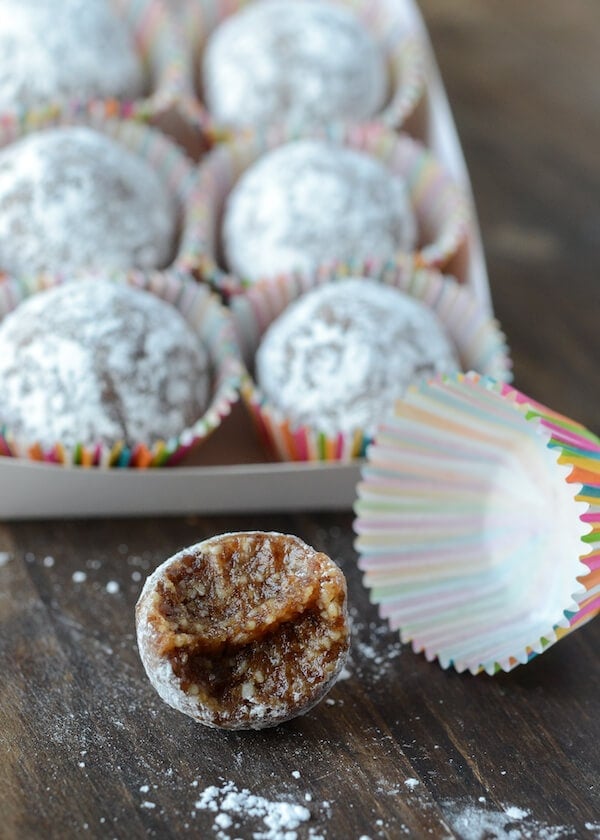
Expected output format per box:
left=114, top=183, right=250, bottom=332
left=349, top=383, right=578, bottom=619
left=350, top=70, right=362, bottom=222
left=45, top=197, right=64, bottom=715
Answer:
left=1, top=2, right=599, bottom=839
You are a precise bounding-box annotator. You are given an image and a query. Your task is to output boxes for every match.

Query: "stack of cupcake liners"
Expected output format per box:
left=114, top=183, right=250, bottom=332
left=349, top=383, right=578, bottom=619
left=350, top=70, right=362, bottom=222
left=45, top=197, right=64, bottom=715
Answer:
left=354, top=371, right=600, bottom=674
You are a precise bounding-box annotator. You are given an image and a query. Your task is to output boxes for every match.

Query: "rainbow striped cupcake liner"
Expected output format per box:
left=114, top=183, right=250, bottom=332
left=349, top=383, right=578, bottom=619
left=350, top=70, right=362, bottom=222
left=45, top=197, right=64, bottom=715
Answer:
left=193, top=121, right=472, bottom=297
left=0, top=109, right=210, bottom=295
left=0, top=0, right=191, bottom=128
left=0, top=272, right=243, bottom=468
left=354, top=371, right=600, bottom=674
left=231, top=263, right=512, bottom=463
left=172, top=0, right=427, bottom=141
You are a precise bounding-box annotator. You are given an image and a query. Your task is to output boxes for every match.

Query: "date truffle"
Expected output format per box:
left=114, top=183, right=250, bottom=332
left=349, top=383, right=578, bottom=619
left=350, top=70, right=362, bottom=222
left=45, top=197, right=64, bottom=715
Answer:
left=202, top=0, right=387, bottom=129
left=136, top=532, right=350, bottom=729
left=0, top=126, right=178, bottom=278
left=0, top=0, right=145, bottom=113
left=223, top=139, right=417, bottom=283
left=0, top=279, right=211, bottom=450
left=255, top=278, right=460, bottom=437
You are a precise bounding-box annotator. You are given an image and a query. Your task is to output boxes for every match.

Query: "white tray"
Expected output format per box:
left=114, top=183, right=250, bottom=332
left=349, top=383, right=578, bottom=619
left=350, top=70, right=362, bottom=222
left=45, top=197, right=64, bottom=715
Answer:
left=0, top=0, right=493, bottom=520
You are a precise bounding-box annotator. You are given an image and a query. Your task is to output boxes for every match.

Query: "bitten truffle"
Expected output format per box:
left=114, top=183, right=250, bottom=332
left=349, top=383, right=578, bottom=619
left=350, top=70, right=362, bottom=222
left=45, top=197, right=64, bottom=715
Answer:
left=256, top=278, right=460, bottom=437
left=0, top=0, right=145, bottom=112
left=0, top=126, right=178, bottom=278
left=223, top=139, right=417, bottom=283
left=202, top=0, right=387, bottom=129
left=136, top=532, right=350, bottom=729
left=0, top=279, right=211, bottom=450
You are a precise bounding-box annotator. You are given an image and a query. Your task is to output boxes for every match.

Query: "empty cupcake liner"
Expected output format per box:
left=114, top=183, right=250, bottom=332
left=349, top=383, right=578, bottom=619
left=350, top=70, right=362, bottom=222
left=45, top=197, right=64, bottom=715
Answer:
left=174, top=0, right=426, bottom=140
left=0, top=0, right=190, bottom=125
left=0, top=109, right=208, bottom=294
left=354, top=371, right=600, bottom=674
left=0, top=272, right=243, bottom=468
left=230, top=263, right=512, bottom=463
left=193, top=121, right=472, bottom=297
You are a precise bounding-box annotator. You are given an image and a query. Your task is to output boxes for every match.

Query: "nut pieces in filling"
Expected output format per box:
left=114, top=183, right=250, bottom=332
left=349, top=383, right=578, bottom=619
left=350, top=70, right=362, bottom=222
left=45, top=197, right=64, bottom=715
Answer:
left=135, top=532, right=350, bottom=729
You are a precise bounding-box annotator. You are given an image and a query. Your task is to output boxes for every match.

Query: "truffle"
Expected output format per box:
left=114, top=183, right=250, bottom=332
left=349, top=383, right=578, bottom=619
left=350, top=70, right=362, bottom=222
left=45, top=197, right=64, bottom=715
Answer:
left=255, top=278, right=460, bottom=437
left=136, top=531, right=350, bottom=729
left=202, top=0, right=387, bottom=129
left=0, top=279, right=211, bottom=449
left=223, top=139, right=417, bottom=283
left=0, top=126, right=178, bottom=278
left=0, top=0, right=145, bottom=112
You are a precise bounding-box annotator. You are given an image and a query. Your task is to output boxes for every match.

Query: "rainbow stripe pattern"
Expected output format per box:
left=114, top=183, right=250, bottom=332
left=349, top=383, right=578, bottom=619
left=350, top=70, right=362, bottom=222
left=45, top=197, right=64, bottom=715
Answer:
left=232, top=266, right=511, bottom=463
left=354, top=371, right=600, bottom=674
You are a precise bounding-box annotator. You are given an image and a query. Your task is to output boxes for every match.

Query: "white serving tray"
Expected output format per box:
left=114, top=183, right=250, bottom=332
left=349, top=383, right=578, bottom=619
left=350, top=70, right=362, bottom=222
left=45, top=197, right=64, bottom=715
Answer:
left=0, top=0, right=493, bottom=520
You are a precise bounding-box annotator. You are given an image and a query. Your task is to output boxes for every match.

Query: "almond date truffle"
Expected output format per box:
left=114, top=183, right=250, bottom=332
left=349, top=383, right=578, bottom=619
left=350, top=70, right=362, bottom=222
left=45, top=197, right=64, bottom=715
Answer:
left=136, top=532, right=350, bottom=729
left=202, top=0, right=387, bottom=129
left=0, top=126, right=178, bottom=278
left=256, top=278, right=460, bottom=438
left=0, top=279, right=211, bottom=450
left=223, top=139, right=417, bottom=283
left=0, top=0, right=145, bottom=113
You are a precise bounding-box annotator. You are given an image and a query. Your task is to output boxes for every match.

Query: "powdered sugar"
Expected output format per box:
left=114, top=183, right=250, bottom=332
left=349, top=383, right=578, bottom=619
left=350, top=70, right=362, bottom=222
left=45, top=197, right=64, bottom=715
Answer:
left=0, top=279, right=210, bottom=449
left=0, top=126, right=177, bottom=277
left=0, top=0, right=144, bottom=112
left=256, top=278, right=458, bottom=437
left=203, top=0, right=387, bottom=130
left=194, top=781, right=312, bottom=840
left=442, top=800, right=575, bottom=840
left=223, top=140, right=416, bottom=283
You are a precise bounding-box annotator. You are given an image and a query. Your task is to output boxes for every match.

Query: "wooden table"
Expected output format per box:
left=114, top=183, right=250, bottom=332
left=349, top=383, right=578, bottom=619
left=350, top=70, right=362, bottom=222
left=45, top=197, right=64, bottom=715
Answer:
left=1, top=2, right=599, bottom=838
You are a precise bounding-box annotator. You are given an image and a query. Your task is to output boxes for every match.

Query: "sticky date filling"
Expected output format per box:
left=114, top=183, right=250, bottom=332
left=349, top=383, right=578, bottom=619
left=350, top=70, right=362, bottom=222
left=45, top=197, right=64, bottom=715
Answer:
left=152, top=536, right=347, bottom=722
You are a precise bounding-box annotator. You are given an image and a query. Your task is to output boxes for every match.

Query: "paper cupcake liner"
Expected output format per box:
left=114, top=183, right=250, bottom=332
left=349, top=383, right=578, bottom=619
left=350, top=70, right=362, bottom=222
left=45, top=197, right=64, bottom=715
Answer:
left=0, top=272, right=243, bottom=468
left=0, top=109, right=209, bottom=294
left=231, top=263, right=512, bottom=463
left=193, top=121, right=472, bottom=297
left=0, top=0, right=190, bottom=127
left=354, top=371, right=600, bottom=674
left=173, top=0, right=427, bottom=140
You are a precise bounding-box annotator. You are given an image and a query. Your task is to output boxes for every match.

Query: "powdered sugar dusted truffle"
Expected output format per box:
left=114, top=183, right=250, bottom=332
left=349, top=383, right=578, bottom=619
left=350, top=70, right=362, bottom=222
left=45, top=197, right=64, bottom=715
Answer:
left=0, top=127, right=178, bottom=278
left=0, top=0, right=145, bottom=113
left=256, top=278, right=460, bottom=437
left=0, top=280, right=211, bottom=449
left=136, top=531, right=349, bottom=730
left=202, top=0, right=387, bottom=129
left=223, top=139, right=417, bottom=283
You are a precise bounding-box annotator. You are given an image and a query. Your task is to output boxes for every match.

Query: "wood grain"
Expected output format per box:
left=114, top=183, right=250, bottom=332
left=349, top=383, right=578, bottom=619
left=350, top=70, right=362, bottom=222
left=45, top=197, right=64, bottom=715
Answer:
left=0, top=511, right=598, bottom=839
left=0, top=2, right=599, bottom=838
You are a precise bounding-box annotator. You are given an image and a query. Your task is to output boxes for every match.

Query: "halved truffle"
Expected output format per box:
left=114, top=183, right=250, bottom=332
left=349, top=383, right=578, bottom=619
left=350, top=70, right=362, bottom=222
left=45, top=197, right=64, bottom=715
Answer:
left=136, top=532, right=350, bottom=729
